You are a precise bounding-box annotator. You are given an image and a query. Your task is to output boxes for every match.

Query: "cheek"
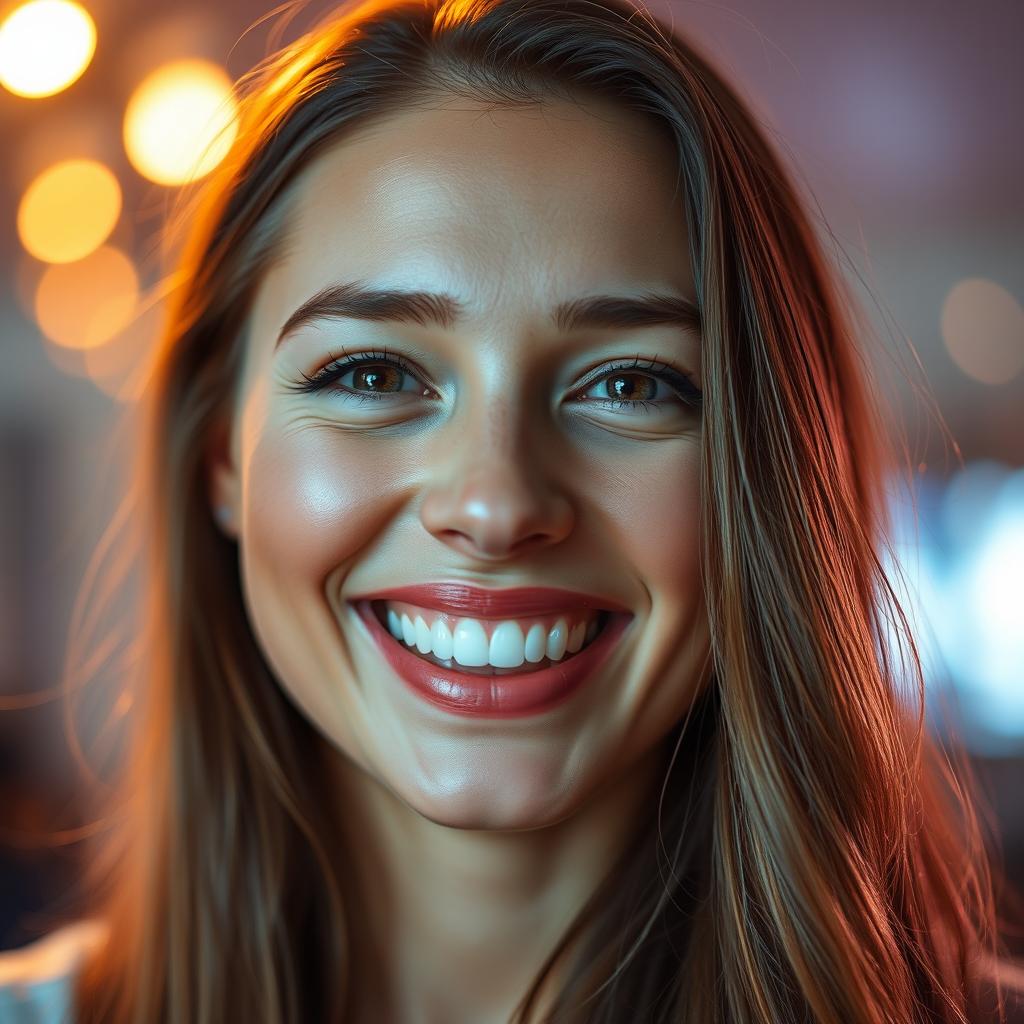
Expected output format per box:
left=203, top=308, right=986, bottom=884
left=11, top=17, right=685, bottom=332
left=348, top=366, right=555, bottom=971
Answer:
left=236, top=422, right=417, bottom=762
left=589, top=439, right=706, bottom=749
left=593, top=440, right=702, bottom=593
left=244, top=428, right=403, bottom=579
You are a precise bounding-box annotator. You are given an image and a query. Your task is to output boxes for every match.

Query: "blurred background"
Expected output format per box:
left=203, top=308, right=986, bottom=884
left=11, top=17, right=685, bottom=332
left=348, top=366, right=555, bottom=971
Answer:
left=0, top=0, right=1022, bottom=956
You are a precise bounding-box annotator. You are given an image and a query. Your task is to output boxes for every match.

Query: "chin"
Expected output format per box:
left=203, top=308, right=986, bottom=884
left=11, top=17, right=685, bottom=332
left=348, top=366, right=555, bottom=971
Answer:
left=389, top=762, right=583, bottom=833
left=411, top=800, right=572, bottom=833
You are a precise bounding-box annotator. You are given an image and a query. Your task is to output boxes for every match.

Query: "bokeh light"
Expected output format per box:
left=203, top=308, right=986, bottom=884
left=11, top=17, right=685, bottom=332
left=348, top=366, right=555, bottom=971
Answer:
left=954, top=471, right=1024, bottom=739
left=887, top=463, right=1024, bottom=754
left=941, top=277, right=1024, bottom=385
left=83, top=280, right=169, bottom=403
left=0, top=0, right=96, bottom=98
left=17, top=158, right=121, bottom=263
left=34, top=245, right=139, bottom=350
left=123, top=59, right=238, bottom=185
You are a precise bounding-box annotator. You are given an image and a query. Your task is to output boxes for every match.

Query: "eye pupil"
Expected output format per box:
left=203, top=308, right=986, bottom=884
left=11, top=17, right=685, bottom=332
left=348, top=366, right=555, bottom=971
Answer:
left=354, top=365, right=402, bottom=392
left=606, top=373, right=654, bottom=401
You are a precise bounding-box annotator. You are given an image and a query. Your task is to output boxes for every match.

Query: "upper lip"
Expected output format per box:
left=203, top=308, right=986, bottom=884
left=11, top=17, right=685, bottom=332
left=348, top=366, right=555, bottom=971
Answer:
left=349, top=583, right=631, bottom=619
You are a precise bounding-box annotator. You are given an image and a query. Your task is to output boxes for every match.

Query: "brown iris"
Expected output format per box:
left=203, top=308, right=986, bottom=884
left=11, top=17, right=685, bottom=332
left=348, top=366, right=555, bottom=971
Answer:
left=353, top=364, right=403, bottom=393
left=604, top=372, right=656, bottom=401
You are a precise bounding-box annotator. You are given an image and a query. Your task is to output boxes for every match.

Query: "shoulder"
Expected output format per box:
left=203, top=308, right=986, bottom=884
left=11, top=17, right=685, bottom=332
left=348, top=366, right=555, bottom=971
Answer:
left=0, top=920, right=109, bottom=1024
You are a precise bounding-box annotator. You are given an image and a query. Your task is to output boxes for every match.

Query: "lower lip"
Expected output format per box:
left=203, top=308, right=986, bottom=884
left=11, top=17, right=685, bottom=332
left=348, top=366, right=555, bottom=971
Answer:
left=352, top=599, right=632, bottom=718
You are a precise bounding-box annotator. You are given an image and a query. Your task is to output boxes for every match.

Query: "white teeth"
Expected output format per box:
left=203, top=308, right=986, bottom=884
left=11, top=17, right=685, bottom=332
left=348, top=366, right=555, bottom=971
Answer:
left=546, top=618, right=568, bottom=661
left=379, top=603, right=604, bottom=669
left=524, top=623, right=546, bottom=663
left=489, top=620, right=526, bottom=668
left=401, top=613, right=416, bottom=646
left=414, top=615, right=432, bottom=654
left=430, top=617, right=454, bottom=660
left=387, top=607, right=403, bottom=640
left=452, top=618, right=489, bottom=667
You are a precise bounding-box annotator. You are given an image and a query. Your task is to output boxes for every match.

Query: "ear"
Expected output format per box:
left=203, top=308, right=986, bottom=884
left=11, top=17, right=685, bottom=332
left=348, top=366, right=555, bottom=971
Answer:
left=205, top=415, right=240, bottom=539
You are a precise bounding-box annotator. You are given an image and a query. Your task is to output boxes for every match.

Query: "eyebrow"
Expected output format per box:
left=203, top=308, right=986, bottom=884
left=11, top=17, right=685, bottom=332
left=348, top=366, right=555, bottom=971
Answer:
left=274, top=281, right=701, bottom=349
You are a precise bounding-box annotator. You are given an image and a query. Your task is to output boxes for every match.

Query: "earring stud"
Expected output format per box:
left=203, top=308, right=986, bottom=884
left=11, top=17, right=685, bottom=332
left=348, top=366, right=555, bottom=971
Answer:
left=215, top=505, right=232, bottom=527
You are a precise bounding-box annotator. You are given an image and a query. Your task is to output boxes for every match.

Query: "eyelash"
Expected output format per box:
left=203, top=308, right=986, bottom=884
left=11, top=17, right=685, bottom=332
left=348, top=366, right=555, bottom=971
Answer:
left=285, top=345, right=703, bottom=414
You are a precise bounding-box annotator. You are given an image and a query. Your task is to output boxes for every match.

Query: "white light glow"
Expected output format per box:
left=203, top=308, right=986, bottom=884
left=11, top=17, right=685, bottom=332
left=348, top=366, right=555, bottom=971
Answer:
left=0, top=0, right=96, bottom=98
left=123, top=59, right=238, bottom=186
left=888, top=465, right=1024, bottom=754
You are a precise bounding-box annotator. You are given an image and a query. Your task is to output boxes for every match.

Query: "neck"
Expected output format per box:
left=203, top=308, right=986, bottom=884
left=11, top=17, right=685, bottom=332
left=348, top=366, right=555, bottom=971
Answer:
left=331, top=742, right=667, bottom=1024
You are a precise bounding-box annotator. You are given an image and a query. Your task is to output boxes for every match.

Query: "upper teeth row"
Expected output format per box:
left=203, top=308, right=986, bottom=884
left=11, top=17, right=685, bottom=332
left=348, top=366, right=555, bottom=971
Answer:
left=384, top=606, right=600, bottom=668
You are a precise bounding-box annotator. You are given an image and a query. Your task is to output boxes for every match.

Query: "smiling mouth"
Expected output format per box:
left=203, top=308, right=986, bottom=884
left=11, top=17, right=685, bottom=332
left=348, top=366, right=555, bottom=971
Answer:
left=370, top=601, right=612, bottom=677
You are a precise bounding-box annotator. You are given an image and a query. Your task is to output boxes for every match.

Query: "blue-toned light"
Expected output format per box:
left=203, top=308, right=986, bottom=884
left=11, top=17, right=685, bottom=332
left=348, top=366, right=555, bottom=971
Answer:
left=885, top=463, right=1024, bottom=754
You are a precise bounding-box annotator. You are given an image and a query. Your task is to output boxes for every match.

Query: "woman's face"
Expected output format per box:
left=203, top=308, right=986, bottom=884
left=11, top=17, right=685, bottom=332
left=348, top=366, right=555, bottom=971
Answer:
left=210, top=93, right=709, bottom=829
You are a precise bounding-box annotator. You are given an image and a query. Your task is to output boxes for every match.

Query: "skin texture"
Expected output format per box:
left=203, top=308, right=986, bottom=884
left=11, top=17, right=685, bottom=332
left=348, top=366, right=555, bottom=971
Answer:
left=209, top=93, right=709, bottom=1022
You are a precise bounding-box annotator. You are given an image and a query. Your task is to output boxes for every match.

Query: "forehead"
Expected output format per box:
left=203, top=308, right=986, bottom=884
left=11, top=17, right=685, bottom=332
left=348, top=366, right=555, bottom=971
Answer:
left=254, top=94, right=694, bottom=344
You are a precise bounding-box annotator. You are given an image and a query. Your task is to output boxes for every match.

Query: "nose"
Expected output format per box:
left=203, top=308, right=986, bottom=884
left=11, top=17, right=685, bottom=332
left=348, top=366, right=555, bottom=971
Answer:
left=419, top=406, right=574, bottom=562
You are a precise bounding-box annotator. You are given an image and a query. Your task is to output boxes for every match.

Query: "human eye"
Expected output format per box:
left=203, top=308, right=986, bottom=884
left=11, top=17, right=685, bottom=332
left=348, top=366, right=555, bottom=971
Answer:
left=284, top=346, right=434, bottom=405
left=570, top=355, right=702, bottom=418
left=285, top=348, right=701, bottom=422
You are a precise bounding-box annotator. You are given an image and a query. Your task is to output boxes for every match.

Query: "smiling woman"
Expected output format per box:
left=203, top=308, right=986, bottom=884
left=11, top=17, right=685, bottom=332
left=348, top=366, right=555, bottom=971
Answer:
left=5, top=0, right=1023, bottom=1022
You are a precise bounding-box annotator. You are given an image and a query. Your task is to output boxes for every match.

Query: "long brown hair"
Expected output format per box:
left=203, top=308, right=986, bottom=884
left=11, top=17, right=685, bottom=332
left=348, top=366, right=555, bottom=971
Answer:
left=46, top=0, right=1023, bottom=1019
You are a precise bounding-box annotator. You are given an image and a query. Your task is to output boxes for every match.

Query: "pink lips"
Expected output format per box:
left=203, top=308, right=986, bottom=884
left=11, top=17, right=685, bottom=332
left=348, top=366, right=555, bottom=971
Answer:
left=352, top=597, right=632, bottom=718
left=348, top=582, right=631, bottom=619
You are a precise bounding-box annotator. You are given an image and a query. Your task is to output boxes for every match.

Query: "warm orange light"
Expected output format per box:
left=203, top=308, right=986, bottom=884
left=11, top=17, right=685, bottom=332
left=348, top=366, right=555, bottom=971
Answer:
left=942, top=278, right=1024, bottom=385
left=84, top=281, right=169, bottom=403
left=34, top=245, right=139, bottom=350
left=17, top=158, right=121, bottom=263
left=0, top=0, right=96, bottom=98
left=123, top=59, right=238, bottom=185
